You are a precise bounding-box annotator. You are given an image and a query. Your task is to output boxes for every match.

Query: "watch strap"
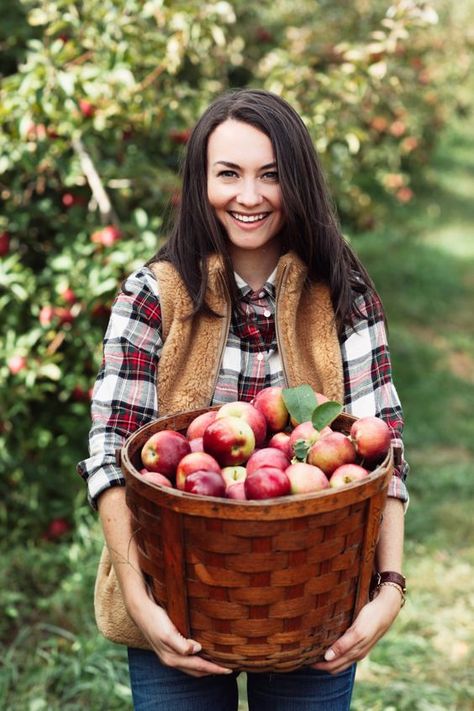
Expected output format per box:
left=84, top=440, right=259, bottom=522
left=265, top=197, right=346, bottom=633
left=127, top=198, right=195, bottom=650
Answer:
left=371, top=570, right=406, bottom=594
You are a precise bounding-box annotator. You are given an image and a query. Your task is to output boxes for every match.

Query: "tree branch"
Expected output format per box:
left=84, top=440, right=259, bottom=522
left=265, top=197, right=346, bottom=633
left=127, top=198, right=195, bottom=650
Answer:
left=71, top=135, right=117, bottom=224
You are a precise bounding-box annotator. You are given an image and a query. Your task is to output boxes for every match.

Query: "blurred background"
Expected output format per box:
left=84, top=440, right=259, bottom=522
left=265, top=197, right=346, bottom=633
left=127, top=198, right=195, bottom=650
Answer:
left=1, top=1, right=473, bottom=709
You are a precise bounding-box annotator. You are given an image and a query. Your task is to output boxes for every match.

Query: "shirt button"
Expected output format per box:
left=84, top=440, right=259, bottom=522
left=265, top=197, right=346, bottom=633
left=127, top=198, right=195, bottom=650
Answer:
left=263, top=309, right=271, bottom=318
left=259, top=291, right=265, bottom=298
left=256, top=353, right=264, bottom=362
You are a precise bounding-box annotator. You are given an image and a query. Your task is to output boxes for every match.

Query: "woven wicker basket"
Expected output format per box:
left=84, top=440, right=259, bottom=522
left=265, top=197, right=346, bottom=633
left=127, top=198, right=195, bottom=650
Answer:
left=121, top=406, right=393, bottom=672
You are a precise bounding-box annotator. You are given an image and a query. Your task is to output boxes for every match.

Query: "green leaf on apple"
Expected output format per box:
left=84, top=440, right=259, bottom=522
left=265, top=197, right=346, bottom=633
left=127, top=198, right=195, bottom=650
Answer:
left=282, top=384, right=318, bottom=424
left=312, top=401, right=343, bottom=431
left=293, top=438, right=311, bottom=462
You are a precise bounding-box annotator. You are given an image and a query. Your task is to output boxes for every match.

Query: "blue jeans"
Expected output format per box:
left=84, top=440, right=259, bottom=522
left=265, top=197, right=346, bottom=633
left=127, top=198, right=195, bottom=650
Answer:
left=128, top=648, right=356, bottom=711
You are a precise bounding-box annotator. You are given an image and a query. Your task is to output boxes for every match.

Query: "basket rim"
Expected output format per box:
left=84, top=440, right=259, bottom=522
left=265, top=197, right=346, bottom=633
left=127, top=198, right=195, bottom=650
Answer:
left=121, top=406, right=394, bottom=520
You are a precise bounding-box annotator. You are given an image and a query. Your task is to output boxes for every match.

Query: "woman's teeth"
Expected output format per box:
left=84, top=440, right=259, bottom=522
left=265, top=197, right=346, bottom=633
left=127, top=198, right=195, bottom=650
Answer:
left=230, top=212, right=268, bottom=223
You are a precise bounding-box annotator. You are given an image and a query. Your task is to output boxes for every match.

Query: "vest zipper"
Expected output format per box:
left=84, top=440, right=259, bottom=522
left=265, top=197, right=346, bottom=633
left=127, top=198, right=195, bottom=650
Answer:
left=274, top=262, right=290, bottom=387
left=209, top=272, right=232, bottom=405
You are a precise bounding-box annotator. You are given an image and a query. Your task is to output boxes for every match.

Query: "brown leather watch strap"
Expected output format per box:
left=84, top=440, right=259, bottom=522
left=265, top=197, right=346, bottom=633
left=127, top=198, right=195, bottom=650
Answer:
left=371, top=570, right=406, bottom=594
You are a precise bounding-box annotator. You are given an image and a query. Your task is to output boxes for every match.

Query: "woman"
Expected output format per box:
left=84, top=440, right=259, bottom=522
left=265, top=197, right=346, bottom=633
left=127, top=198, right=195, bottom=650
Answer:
left=78, top=89, right=408, bottom=710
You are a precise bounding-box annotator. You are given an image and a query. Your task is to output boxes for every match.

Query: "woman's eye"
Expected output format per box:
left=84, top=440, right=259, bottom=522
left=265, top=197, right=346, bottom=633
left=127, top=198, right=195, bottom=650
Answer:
left=262, top=171, right=279, bottom=181
left=217, top=170, right=238, bottom=178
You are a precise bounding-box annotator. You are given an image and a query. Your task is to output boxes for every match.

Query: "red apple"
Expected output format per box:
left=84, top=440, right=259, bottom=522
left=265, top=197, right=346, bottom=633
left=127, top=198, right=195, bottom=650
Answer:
left=267, top=431, right=292, bottom=459
left=185, top=410, right=218, bottom=440
left=289, top=421, right=319, bottom=455
left=307, top=432, right=356, bottom=475
left=225, top=480, right=247, bottom=500
left=91, top=225, right=122, bottom=247
left=217, top=401, right=267, bottom=447
left=8, top=354, right=27, bottom=374
left=0, top=231, right=10, bottom=257
left=184, top=470, right=226, bottom=497
left=39, top=305, right=55, bottom=327
left=175, top=451, right=221, bottom=490
left=203, top=416, right=255, bottom=466
left=253, top=386, right=289, bottom=432
left=350, top=416, right=391, bottom=461
left=189, top=437, right=204, bottom=452
left=43, top=517, right=72, bottom=540
left=79, top=99, right=96, bottom=118
left=169, top=128, right=191, bottom=144
left=244, top=466, right=291, bottom=500
left=60, top=286, right=77, bottom=304
left=285, top=462, right=329, bottom=494
left=330, top=463, right=369, bottom=488
left=221, top=465, right=247, bottom=488
left=139, top=469, right=173, bottom=488
left=246, top=447, right=290, bottom=476
left=141, top=430, right=191, bottom=478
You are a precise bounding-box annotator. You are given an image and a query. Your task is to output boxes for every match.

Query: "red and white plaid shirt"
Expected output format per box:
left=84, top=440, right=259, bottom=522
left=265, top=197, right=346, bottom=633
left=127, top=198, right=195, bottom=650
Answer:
left=77, top=266, right=409, bottom=508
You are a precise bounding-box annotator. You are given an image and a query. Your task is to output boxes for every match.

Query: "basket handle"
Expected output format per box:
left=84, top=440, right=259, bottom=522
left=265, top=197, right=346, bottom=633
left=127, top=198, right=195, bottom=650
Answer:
left=160, top=507, right=190, bottom=638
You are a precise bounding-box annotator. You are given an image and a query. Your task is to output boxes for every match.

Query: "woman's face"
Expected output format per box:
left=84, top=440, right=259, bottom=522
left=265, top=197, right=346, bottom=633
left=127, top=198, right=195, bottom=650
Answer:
left=207, top=120, right=284, bottom=256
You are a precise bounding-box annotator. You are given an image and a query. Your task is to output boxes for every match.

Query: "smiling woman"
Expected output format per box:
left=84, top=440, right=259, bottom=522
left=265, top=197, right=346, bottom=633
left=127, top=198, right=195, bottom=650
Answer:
left=78, top=88, right=409, bottom=711
left=207, top=120, right=285, bottom=289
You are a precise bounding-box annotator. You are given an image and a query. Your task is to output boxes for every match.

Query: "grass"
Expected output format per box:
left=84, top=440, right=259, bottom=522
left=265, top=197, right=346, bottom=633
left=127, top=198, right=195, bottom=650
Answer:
left=2, top=120, right=474, bottom=711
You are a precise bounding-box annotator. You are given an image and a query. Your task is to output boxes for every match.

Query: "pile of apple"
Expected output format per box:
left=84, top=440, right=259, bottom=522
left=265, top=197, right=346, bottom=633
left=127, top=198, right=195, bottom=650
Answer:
left=138, top=385, right=392, bottom=501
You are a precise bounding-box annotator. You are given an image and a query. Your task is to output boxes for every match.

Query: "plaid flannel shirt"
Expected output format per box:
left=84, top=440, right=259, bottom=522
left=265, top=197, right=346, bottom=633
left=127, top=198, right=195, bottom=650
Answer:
left=77, top=266, right=409, bottom=508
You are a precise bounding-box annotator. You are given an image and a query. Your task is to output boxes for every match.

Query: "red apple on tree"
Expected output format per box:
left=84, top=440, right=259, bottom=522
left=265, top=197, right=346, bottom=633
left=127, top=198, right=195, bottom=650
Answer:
left=244, top=466, right=291, bottom=500
left=307, top=432, right=356, bottom=476
left=175, top=451, right=221, bottom=490
left=285, top=462, right=329, bottom=494
left=91, top=225, right=122, bottom=247
left=253, top=386, right=289, bottom=432
left=203, top=416, right=255, bottom=466
left=350, top=416, right=391, bottom=462
left=79, top=98, right=96, bottom=118
left=217, top=401, right=267, bottom=447
left=141, top=430, right=191, bottom=478
left=185, top=410, right=218, bottom=440
left=246, top=447, right=290, bottom=475
left=0, top=231, right=10, bottom=257
left=8, top=354, right=27, bottom=374
left=184, top=470, right=226, bottom=497
left=330, top=463, right=369, bottom=488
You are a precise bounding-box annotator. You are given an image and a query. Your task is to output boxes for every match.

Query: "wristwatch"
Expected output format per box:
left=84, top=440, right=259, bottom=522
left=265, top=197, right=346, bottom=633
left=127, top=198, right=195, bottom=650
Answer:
left=370, top=571, right=407, bottom=605
left=371, top=570, right=407, bottom=593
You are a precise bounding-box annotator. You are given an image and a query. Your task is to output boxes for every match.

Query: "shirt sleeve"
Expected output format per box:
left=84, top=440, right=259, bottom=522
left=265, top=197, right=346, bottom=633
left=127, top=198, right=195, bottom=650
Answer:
left=340, top=288, right=409, bottom=504
left=76, top=266, right=162, bottom=509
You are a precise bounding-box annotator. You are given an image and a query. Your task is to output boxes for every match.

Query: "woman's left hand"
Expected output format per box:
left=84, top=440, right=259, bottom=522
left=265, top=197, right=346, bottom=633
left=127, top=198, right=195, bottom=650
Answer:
left=312, top=584, right=404, bottom=675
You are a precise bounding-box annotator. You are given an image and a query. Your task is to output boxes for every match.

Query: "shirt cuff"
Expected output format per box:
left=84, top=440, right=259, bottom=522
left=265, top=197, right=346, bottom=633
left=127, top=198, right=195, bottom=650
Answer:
left=87, top=465, right=126, bottom=510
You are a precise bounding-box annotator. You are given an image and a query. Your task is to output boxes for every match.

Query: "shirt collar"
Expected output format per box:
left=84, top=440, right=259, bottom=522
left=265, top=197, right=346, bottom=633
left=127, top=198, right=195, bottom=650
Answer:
left=234, top=267, right=277, bottom=299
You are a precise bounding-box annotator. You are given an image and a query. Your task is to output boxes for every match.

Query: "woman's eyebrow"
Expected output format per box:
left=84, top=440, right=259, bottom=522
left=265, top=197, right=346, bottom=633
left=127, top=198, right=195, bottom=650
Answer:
left=213, top=160, right=277, bottom=170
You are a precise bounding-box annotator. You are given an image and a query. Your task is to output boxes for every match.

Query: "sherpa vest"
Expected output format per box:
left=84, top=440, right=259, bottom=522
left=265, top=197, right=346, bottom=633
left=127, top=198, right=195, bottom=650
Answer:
left=94, top=250, right=344, bottom=650
left=151, top=250, right=344, bottom=414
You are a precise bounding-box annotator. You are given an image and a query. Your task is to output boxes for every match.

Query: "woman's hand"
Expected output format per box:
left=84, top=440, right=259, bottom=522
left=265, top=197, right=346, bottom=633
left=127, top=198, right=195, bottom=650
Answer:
left=130, top=591, right=233, bottom=677
left=312, top=584, right=403, bottom=675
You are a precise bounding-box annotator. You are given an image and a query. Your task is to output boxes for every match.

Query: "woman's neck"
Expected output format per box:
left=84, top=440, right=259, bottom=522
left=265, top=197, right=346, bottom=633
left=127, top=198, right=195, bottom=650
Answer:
left=230, top=241, right=282, bottom=292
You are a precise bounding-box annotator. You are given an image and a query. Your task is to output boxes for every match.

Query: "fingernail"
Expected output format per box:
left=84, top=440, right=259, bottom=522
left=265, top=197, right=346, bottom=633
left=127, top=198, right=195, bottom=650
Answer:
left=191, top=642, right=202, bottom=653
left=324, top=648, right=336, bottom=661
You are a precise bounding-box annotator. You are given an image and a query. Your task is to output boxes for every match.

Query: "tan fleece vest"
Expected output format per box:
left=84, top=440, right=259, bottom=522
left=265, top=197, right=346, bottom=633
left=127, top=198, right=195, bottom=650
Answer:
left=94, top=250, right=344, bottom=649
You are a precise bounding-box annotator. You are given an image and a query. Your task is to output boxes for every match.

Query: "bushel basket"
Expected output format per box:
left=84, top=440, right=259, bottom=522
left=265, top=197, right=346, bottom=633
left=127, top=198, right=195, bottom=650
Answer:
left=122, top=406, right=394, bottom=672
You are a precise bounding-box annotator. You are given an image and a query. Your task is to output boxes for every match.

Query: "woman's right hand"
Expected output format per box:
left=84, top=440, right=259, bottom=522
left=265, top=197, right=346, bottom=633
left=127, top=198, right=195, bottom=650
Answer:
left=129, top=591, right=233, bottom=677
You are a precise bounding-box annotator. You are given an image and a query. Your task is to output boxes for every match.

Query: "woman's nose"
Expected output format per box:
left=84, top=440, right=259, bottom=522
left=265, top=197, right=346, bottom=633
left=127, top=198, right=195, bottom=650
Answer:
left=236, top=179, right=263, bottom=207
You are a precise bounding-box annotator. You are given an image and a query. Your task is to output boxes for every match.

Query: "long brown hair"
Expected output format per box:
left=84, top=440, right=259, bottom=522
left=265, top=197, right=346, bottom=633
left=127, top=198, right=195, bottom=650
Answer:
left=152, top=88, right=376, bottom=329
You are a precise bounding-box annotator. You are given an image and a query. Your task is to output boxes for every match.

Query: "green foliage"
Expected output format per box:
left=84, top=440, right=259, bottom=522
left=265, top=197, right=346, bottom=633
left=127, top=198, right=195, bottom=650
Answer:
left=1, top=3, right=474, bottom=708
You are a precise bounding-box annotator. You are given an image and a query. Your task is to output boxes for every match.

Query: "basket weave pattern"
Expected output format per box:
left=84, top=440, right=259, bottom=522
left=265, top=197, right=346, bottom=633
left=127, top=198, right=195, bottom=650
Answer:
left=122, top=408, right=393, bottom=672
